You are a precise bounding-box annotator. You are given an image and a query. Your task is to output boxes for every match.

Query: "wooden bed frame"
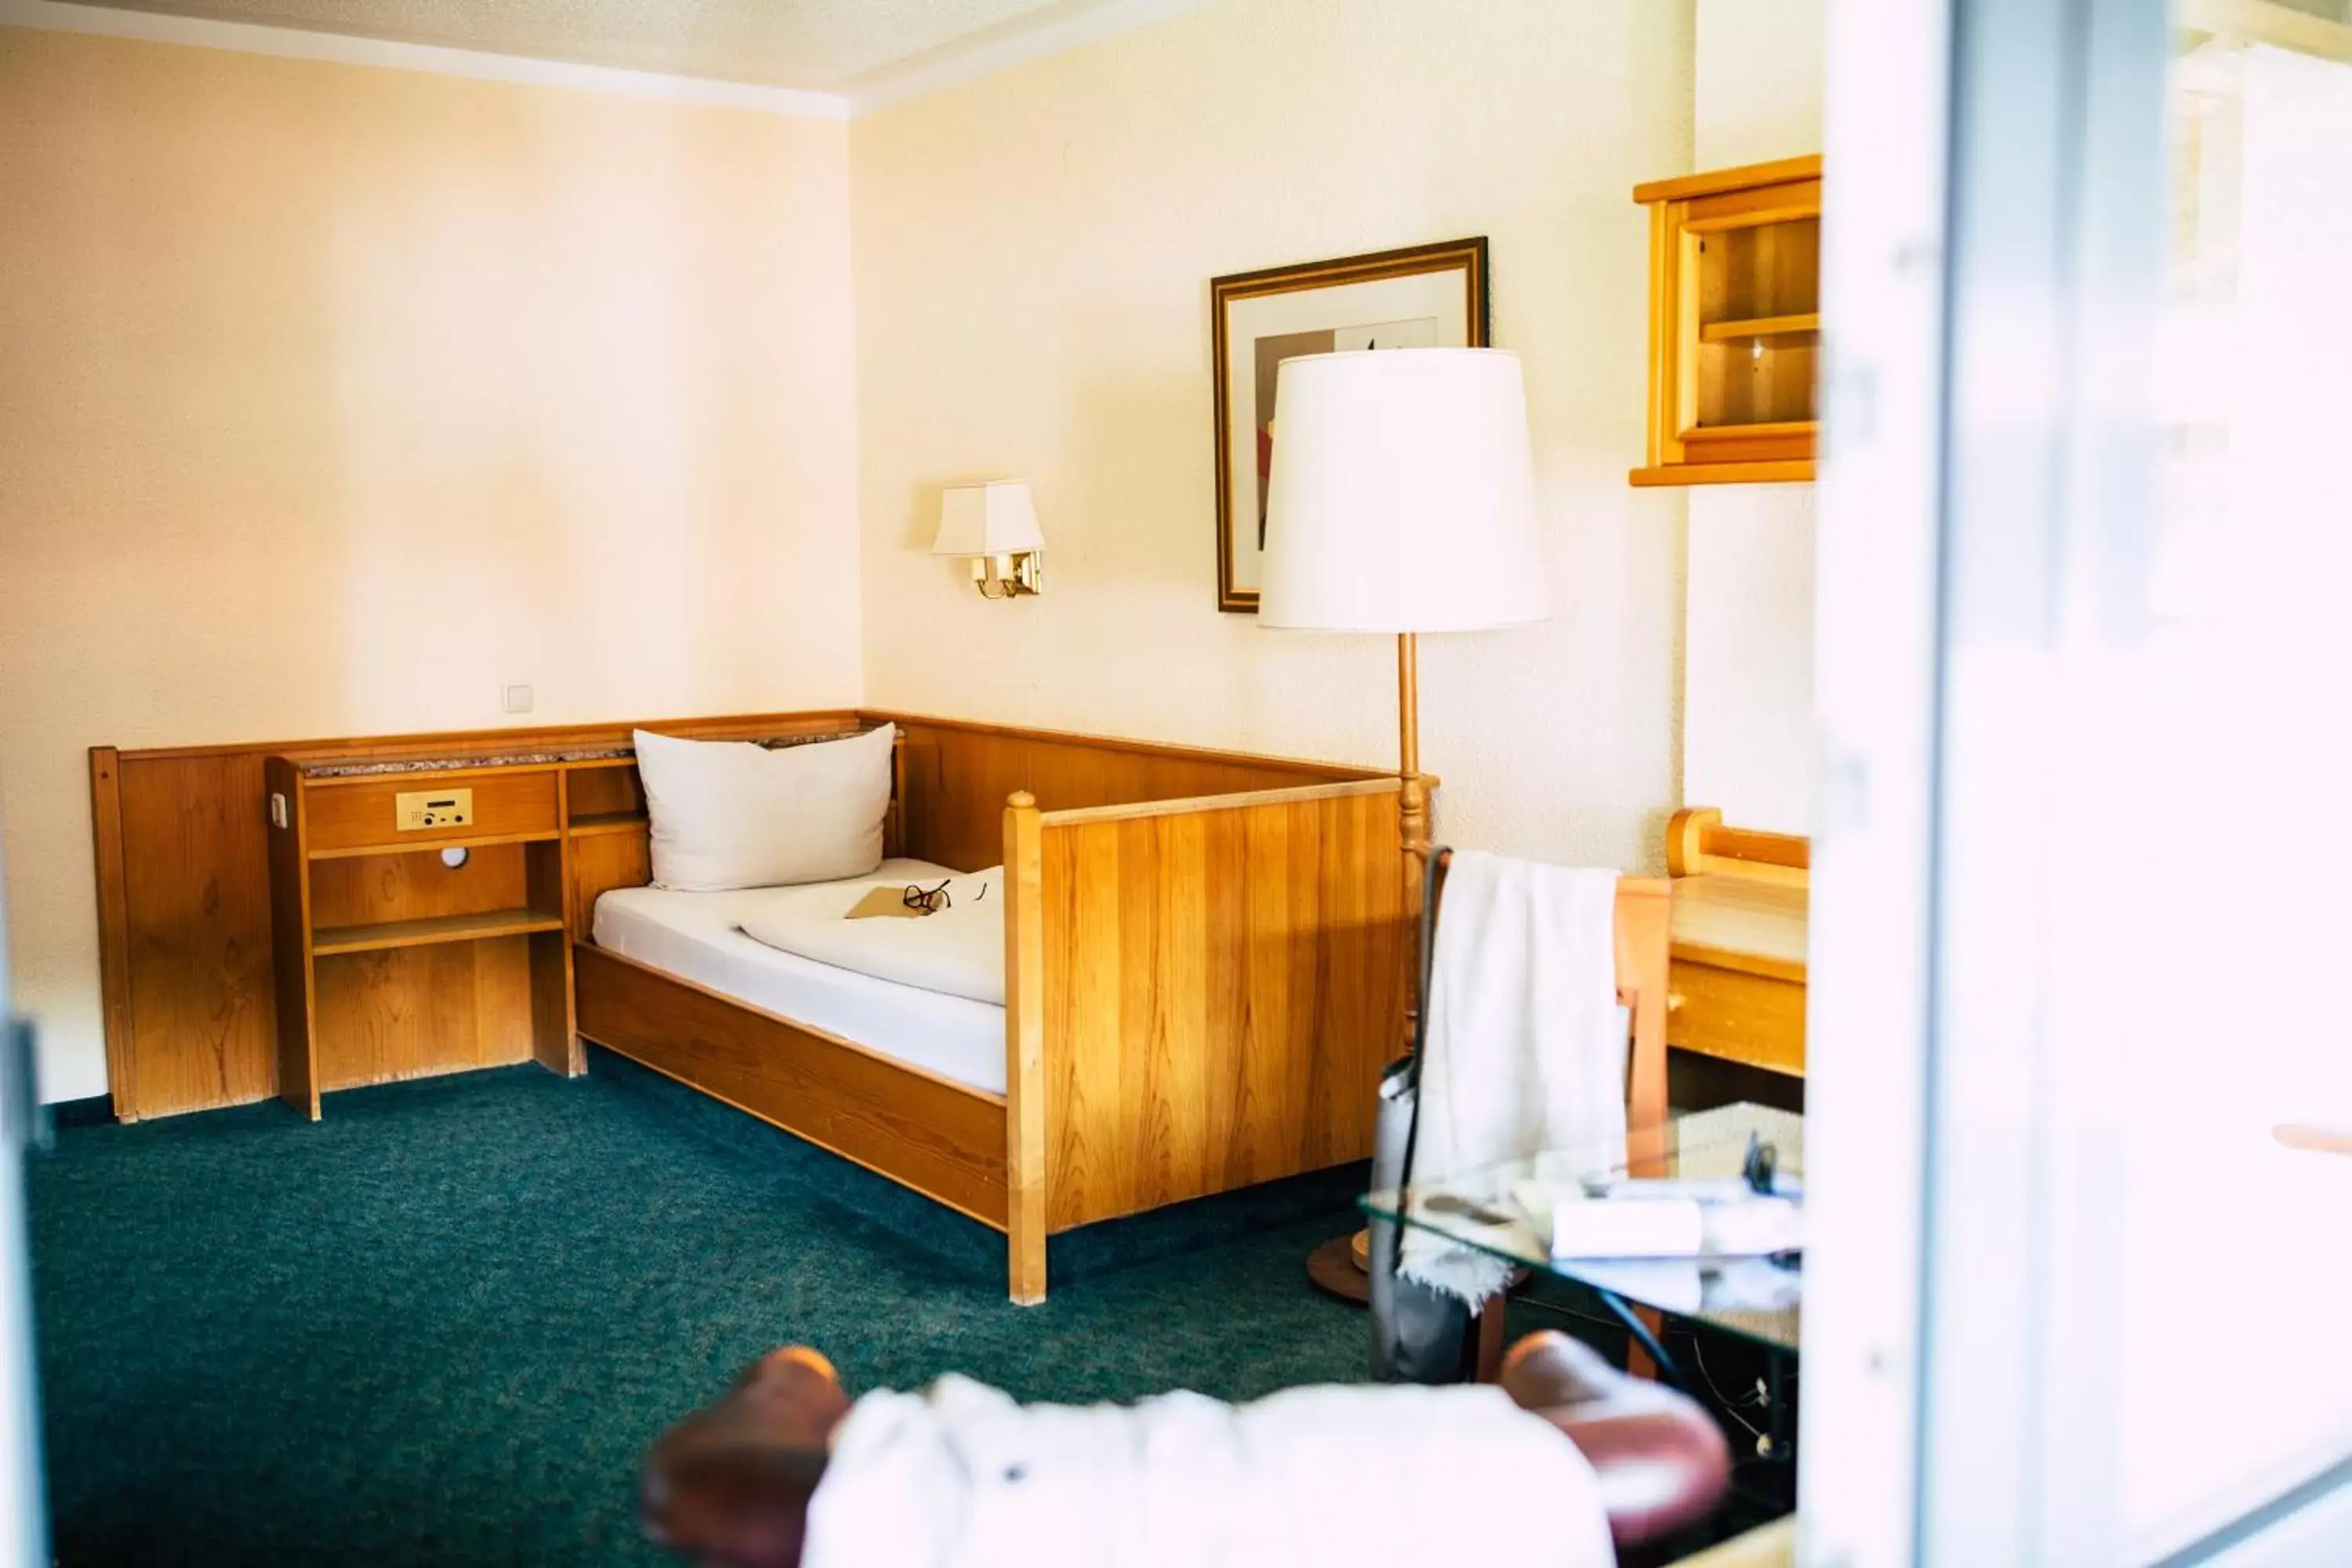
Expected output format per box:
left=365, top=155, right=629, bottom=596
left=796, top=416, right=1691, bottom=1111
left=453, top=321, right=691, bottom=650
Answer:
left=572, top=714, right=1414, bottom=1304
left=87, top=708, right=1410, bottom=1303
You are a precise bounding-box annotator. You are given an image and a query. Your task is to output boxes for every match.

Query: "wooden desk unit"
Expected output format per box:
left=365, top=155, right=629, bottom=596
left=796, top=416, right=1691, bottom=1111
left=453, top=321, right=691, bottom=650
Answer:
left=89, top=710, right=868, bottom=1122
left=1665, top=807, right=1808, bottom=1079
left=263, top=753, right=593, bottom=1119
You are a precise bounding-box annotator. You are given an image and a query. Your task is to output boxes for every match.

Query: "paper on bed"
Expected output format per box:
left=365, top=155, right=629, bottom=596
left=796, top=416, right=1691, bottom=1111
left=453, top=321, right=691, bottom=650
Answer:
left=841, top=886, right=924, bottom=920
left=737, top=868, right=1005, bottom=1006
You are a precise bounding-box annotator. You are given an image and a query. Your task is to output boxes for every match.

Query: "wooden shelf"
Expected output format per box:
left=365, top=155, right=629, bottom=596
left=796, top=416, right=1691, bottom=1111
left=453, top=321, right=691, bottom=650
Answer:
left=308, top=829, right=561, bottom=862
left=568, top=812, right=648, bottom=837
left=1635, top=155, right=1822, bottom=485
left=1698, top=312, right=1820, bottom=343
left=1631, top=459, right=1816, bottom=487
left=312, top=907, right=565, bottom=956
left=1680, top=419, right=1820, bottom=443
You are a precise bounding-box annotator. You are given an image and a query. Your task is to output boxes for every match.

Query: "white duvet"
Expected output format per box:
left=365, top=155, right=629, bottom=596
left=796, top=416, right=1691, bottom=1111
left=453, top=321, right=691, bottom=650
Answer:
left=735, top=866, right=1005, bottom=1006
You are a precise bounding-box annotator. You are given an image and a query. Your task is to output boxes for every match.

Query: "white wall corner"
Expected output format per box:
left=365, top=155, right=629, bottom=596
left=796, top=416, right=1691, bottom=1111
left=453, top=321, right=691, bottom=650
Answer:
left=0, top=0, right=852, bottom=118
left=843, top=0, right=1214, bottom=114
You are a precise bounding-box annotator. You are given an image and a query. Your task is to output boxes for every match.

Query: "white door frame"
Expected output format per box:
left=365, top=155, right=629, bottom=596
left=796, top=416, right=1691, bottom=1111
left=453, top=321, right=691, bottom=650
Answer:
left=1808, top=1, right=2352, bottom=1563
left=1797, top=0, right=1952, bottom=1562
left=0, top=845, right=48, bottom=1566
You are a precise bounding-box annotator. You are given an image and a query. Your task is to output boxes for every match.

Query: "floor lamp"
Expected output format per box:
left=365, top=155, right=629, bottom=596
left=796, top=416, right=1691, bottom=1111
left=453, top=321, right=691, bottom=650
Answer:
left=1256, top=348, right=1548, bottom=1301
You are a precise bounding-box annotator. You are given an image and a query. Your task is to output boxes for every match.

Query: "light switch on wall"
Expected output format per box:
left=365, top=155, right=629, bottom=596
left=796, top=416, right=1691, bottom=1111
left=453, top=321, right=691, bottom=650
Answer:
left=502, top=683, right=535, bottom=715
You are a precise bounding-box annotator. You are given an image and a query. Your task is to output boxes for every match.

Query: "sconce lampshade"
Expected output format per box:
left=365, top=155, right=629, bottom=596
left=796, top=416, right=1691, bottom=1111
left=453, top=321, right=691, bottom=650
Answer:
left=1258, top=349, right=1547, bottom=633
left=932, top=481, right=1045, bottom=557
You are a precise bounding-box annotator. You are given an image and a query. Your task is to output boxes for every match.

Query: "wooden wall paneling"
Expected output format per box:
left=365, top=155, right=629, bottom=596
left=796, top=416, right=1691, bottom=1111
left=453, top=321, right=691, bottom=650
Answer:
left=882, top=732, right=906, bottom=860
left=1035, top=781, right=1407, bottom=1232
left=263, top=756, right=317, bottom=1119
left=568, top=829, right=651, bottom=938
left=96, top=710, right=1374, bottom=1120
left=114, top=710, right=867, bottom=772
left=1001, top=792, right=1048, bottom=1305
left=117, top=753, right=283, bottom=1118
left=877, top=714, right=1375, bottom=873
left=574, top=943, right=1010, bottom=1226
left=312, top=938, right=535, bottom=1091
left=86, top=749, right=139, bottom=1120
left=530, top=781, right=579, bottom=1075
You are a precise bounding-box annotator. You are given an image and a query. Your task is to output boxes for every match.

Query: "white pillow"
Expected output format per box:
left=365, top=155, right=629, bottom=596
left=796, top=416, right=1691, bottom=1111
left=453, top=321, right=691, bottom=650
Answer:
left=632, top=725, right=895, bottom=892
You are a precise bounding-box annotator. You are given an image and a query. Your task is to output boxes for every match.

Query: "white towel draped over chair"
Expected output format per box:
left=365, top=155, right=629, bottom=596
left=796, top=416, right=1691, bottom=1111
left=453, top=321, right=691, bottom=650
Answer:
left=1401, top=850, right=1626, bottom=1304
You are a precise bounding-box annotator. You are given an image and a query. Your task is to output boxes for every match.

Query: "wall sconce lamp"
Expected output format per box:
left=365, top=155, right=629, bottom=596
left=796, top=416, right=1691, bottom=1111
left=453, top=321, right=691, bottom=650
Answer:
left=932, top=481, right=1045, bottom=600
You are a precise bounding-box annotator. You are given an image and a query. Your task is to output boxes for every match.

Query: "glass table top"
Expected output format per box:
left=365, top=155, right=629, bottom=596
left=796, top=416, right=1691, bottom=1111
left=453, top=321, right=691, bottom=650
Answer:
left=1359, top=1102, right=1804, bottom=1352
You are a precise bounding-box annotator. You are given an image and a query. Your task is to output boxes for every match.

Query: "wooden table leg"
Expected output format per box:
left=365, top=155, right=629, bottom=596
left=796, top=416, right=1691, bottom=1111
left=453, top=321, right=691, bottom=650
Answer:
left=1472, top=1296, right=1509, bottom=1383
left=1628, top=1307, right=1662, bottom=1381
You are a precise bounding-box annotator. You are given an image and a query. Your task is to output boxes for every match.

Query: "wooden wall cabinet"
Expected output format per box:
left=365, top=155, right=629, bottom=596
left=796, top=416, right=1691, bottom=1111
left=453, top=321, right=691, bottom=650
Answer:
left=1631, top=154, right=1822, bottom=487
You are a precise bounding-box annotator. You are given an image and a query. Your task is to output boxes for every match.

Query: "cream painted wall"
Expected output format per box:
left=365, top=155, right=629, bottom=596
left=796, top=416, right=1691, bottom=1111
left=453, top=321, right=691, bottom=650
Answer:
left=851, top=0, right=1694, bottom=873
left=0, top=28, right=861, bottom=1100
left=1682, top=0, right=1824, bottom=834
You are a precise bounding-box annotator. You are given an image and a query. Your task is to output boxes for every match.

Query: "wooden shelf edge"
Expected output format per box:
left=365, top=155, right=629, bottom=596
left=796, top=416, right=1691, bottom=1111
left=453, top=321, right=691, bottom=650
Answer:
left=1630, top=460, right=1816, bottom=488
left=568, top=814, right=648, bottom=837
left=313, top=908, right=566, bottom=956
left=1679, top=420, right=1819, bottom=444
left=1671, top=942, right=1809, bottom=987
left=1633, top=154, right=1822, bottom=206
left=308, top=829, right=563, bottom=862
left=1698, top=313, right=1820, bottom=343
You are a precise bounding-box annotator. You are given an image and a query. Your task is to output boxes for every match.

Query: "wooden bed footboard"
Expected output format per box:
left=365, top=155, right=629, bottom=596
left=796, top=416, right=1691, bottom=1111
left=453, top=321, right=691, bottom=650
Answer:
left=1001, top=779, right=1412, bottom=1302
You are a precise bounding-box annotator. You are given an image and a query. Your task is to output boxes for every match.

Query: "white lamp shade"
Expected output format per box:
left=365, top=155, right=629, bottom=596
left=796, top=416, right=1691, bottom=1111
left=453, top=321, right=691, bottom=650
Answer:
left=932, top=481, right=1045, bottom=556
left=1258, top=349, right=1547, bottom=632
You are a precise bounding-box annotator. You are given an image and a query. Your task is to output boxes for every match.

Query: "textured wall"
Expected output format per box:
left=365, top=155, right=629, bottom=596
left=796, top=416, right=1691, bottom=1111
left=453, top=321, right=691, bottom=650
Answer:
left=0, top=27, right=862, bottom=1099
left=851, top=0, right=1694, bottom=874
left=1682, top=0, right=1824, bottom=833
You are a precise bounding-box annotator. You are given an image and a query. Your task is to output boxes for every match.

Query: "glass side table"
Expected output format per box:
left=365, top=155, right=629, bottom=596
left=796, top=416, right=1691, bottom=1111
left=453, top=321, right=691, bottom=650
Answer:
left=1360, top=1101, right=1803, bottom=1352
left=1364, top=1105, right=1797, bottom=1523
left=1361, top=1102, right=1804, bottom=1476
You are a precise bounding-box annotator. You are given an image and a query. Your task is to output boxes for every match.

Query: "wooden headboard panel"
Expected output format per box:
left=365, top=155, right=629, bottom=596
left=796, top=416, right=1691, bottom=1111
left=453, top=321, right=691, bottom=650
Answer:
left=1666, top=806, right=1809, bottom=887
left=876, top=713, right=1384, bottom=873
left=91, top=709, right=1388, bottom=1120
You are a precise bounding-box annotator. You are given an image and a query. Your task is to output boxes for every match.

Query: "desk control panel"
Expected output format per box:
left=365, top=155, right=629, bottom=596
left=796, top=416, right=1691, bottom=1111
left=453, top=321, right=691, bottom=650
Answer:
left=395, top=787, right=474, bottom=832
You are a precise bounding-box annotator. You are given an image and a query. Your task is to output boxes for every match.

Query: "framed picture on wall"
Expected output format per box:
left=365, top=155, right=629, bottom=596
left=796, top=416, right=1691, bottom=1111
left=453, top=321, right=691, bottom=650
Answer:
left=1210, top=237, right=1490, bottom=612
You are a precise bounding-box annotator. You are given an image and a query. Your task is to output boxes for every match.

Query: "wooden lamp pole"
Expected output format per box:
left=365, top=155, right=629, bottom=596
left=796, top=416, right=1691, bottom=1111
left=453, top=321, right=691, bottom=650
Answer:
left=1396, top=632, right=1429, bottom=1014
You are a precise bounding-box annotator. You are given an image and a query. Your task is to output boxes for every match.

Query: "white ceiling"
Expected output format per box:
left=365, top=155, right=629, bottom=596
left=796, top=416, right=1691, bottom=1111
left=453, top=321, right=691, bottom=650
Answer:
left=68, top=0, right=1084, bottom=89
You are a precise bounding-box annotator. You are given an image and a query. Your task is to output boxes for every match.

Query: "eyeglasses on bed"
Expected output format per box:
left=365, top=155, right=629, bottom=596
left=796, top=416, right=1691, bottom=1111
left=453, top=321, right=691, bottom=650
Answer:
left=901, top=878, right=987, bottom=916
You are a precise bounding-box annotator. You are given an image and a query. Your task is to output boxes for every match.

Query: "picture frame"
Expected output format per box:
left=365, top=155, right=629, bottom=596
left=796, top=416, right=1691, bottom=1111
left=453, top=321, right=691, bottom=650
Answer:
left=1210, top=237, right=1490, bottom=612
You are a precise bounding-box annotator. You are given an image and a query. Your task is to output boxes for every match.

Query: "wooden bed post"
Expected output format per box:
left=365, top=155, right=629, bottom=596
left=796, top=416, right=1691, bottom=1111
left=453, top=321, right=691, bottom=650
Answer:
left=1002, top=791, right=1048, bottom=1305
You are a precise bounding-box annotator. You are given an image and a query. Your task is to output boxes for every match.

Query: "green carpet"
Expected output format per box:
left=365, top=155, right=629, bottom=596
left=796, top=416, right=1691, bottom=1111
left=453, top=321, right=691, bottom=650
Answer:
left=27, top=1049, right=1374, bottom=1566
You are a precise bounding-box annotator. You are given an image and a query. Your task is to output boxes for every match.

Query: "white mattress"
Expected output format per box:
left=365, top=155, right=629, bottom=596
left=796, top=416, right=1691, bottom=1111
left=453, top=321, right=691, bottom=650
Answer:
left=590, top=858, right=1007, bottom=1096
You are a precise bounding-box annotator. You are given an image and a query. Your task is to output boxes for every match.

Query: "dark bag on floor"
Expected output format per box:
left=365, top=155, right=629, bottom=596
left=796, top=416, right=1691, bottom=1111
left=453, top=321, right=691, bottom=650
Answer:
left=1367, top=1056, right=1472, bottom=1382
